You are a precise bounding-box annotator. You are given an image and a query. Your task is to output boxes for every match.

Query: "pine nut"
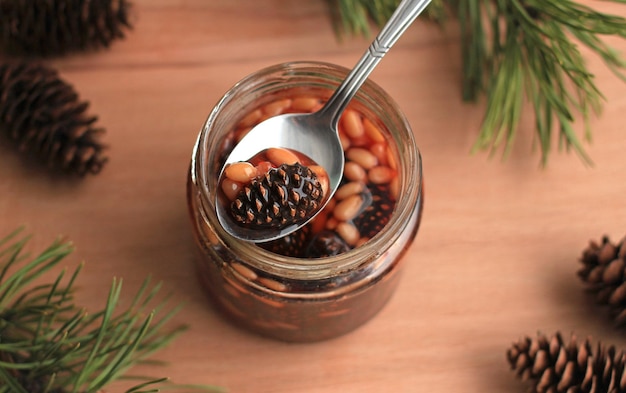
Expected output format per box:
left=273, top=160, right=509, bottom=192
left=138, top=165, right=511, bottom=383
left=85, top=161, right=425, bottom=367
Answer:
left=344, top=162, right=367, bottom=182
left=254, top=161, right=273, bottom=177
left=239, top=108, right=262, bottom=127
left=368, top=166, right=395, bottom=184
left=310, top=102, right=324, bottom=112
left=333, top=194, right=363, bottom=221
left=363, top=117, right=386, bottom=143
left=310, top=213, right=327, bottom=234
left=370, top=143, right=388, bottom=166
left=231, top=262, right=258, bottom=281
left=257, top=113, right=273, bottom=123
left=266, top=147, right=300, bottom=166
left=335, top=182, right=364, bottom=200
left=291, top=97, right=320, bottom=112
left=390, top=177, right=400, bottom=200
left=221, top=178, right=243, bottom=201
left=339, top=131, right=351, bottom=151
left=258, top=277, right=288, bottom=292
left=341, top=109, right=365, bottom=139
left=202, top=223, right=220, bottom=245
left=349, top=135, right=369, bottom=148
left=347, top=147, right=378, bottom=169
left=309, top=164, right=325, bottom=177
left=262, top=99, right=292, bottom=117
left=336, top=222, right=360, bottom=245
left=386, top=147, right=398, bottom=170
left=325, top=198, right=336, bottom=212
left=224, top=162, right=257, bottom=183
left=356, top=237, right=370, bottom=247
left=325, top=217, right=338, bottom=230
left=252, top=292, right=285, bottom=308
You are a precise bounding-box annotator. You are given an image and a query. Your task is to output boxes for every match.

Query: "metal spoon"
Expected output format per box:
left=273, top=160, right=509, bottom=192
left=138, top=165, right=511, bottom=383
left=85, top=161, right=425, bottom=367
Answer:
left=218, top=0, right=431, bottom=242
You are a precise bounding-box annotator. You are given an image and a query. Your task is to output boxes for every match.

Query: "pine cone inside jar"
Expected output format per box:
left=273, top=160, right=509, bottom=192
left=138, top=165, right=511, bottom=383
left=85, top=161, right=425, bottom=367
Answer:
left=304, top=230, right=350, bottom=258
left=578, top=235, right=626, bottom=325
left=260, top=225, right=312, bottom=258
left=0, top=0, right=133, bottom=57
left=352, top=183, right=395, bottom=239
left=507, top=331, right=626, bottom=392
left=230, top=163, right=324, bottom=229
left=0, top=62, right=107, bottom=175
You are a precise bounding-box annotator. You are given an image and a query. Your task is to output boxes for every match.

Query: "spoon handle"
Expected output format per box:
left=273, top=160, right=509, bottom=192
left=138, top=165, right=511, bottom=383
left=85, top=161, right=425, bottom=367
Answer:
left=319, top=0, right=432, bottom=125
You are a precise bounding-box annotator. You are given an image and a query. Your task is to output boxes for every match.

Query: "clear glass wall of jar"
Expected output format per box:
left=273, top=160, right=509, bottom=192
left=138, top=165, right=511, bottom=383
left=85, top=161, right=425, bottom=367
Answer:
left=187, top=62, right=423, bottom=342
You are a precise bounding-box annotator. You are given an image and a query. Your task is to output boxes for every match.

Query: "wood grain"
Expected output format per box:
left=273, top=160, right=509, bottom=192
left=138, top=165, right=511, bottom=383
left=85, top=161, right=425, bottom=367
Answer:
left=2, top=1, right=626, bottom=392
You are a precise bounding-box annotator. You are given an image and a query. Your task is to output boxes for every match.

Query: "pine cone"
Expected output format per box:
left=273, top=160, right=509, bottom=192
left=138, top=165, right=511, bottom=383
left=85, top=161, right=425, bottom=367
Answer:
left=230, top=163, right=324, bottom=229
left=352, top=183, right=394, bottom=239
left=260, top=225, right=311, bottom=257
left=0, top=62, right=107, bottom=175
left=304, top=230, right=350, bottom=258
left=0, top=0, right=133, bottom=57
left=578, top=235, right=626, bottom=325
left=507, top=331, right=626, bottom=392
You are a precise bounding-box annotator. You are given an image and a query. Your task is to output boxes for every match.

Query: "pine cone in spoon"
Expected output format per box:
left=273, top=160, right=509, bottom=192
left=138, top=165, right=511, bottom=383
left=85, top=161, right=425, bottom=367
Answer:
left=229, top=162, right=325, bottom=230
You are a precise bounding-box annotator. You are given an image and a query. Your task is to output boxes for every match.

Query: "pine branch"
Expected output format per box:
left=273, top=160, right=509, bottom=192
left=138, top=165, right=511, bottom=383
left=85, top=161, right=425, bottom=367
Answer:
left=330, top=0, right=446, bottom=36
left=330, top=0, right=626, bottom=165
left=461, top=0, right=626, bottom=165
left=0, top=227, right=221, bottom=393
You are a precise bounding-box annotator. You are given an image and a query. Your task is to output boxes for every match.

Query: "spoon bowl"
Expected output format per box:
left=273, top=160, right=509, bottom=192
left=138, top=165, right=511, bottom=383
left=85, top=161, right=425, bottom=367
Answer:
left=216, top=110, right=345, bottom=242
left=217, top=0, right=432, bottom=242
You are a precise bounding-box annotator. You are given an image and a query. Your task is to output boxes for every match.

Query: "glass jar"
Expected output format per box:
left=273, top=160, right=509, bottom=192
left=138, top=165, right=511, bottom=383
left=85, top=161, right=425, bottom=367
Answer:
left=187, top=61, right=423, bottom=342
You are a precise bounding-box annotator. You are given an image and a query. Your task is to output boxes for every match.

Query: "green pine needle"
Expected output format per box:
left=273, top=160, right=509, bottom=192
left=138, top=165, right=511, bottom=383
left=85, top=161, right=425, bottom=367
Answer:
left=0, top=227, right=221, bottom=393
left=331, top=0, right=447, bottom=36
left=330, top=0, right=626, bottom=165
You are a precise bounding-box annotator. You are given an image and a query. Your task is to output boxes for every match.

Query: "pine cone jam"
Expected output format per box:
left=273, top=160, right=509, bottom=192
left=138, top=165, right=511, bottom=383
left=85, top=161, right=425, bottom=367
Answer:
left=188, top=62, right=423, bottom=342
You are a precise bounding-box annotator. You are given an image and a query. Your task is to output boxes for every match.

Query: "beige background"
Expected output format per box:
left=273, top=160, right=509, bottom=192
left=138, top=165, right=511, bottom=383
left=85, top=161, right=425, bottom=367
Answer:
left=2, top=1, right=626, bottom=392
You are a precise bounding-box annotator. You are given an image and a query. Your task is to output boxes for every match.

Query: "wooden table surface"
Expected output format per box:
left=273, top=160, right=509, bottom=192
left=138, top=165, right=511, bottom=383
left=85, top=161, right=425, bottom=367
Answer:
left=3, top=1, right=626, bottom=392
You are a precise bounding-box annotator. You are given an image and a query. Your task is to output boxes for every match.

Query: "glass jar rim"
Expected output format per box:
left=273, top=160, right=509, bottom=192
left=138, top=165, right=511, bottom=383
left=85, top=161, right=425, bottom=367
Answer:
left=193, top=61, right=422, bottom=279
